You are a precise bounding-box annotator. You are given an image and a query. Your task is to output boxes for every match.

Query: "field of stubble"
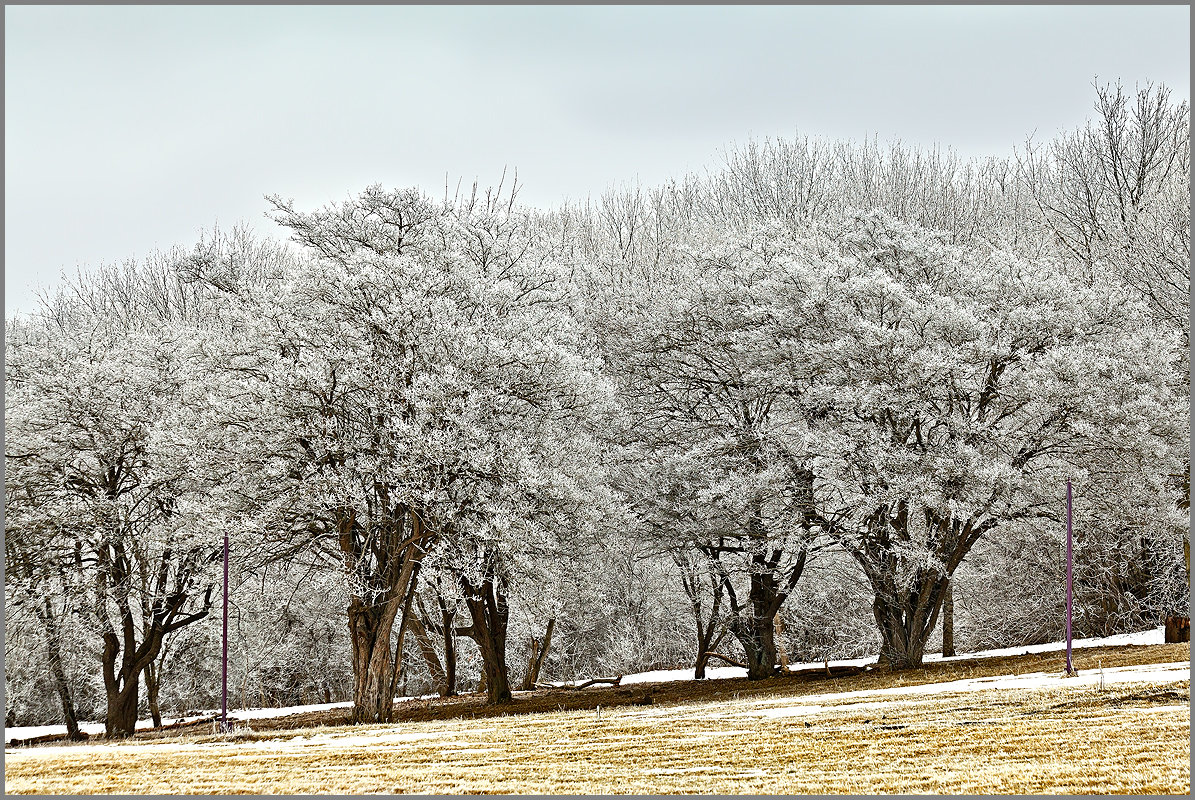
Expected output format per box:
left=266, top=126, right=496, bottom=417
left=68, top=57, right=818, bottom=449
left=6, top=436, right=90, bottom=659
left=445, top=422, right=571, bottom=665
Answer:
left=6, top=644, right=1189, bottom=795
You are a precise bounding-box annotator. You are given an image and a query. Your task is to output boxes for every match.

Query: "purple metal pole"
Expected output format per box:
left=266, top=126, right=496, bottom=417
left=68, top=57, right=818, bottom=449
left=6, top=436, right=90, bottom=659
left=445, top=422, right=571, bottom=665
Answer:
left=1065, top=479, right=1074, bottom=675
left=221, top=530, right=230, bottom=731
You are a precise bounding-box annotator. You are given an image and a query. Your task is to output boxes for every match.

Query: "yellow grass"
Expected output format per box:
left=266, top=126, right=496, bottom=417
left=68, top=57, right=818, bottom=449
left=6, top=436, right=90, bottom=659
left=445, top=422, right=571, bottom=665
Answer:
left=6, top=672, right=1189, bottom=794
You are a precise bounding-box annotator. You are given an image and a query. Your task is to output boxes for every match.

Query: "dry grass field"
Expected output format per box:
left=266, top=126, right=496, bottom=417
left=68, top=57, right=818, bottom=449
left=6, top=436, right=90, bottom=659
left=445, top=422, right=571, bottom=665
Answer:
left=5, top=642, right=1189, bottom=795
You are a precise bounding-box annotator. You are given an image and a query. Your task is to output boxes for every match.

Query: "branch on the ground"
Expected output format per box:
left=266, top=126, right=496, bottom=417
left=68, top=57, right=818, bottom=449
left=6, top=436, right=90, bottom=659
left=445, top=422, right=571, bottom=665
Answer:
left=557, top=676, right=623, bottom=690
left=705, top=652, right=748, bottom=668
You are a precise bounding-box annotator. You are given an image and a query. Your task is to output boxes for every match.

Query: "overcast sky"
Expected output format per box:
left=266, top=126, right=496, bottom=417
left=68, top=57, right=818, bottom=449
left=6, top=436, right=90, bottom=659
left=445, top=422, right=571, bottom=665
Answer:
left=5, top=5, right=1190, bottom=315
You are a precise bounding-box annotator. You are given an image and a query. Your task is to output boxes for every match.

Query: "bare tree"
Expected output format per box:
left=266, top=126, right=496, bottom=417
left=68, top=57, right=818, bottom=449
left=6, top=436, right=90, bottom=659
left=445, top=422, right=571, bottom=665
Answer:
left=1019, top=81, right=1190, bottom=331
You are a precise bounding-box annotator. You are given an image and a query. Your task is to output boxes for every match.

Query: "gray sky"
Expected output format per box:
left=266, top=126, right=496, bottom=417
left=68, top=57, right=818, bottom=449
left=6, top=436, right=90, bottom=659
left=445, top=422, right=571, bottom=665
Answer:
left=5, top=5, right=1190, bottom=315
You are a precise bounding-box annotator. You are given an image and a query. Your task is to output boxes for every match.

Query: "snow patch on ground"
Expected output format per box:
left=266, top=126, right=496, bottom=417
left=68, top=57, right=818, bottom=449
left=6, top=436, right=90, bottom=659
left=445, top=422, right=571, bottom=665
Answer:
left=225, top=700, right=355, bottom=720
left=929, top=626, right=1165, bottom=662
left=612, top=660, right=1190, bottom=725
left=4, top=702, right=356, bottom=743
left=736, top=661, right=1190, bottom=720
left=5, top=626, right=1179, bottom=744
left=599, top=626, right=1169, bottom=688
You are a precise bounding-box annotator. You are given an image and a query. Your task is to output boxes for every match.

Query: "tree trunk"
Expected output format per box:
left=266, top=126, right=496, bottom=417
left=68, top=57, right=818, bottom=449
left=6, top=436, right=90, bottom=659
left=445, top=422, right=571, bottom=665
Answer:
left=857, top=506, right=994, bottom=670
left=145, top=660, right=163, bottom=728
left=693, top=649, right=711, bottom=680
left=1164, top=615, right=1190, bottom=643
left=477, top=635, right=511, bottom=704
left=339, top=505, right=428, bottom=724
left=728, top=565, right=788, bottom=680
left=942, top=581, right=955, bottom=657
left=872, top=574, right=950, bottom=669
left=101, top=627, right=159, bottom=738
left=435, top=594, right=458, bottom=697
left=347, top=595, right=404, bottom=724
left=41, top=602, right=84, bottom=741
left=442, top=612, right=457, bottom=697
left=774, top=614, right=791, bottom=670
left=719, top=499, right=808, bottom=681
left=461, top=574, right=512, bottom=705
left=674, top=550, right=726, bottom=681
left=407, top=612, right=447, bottom=694
left=104, top=679, right=140, bottom=739
left=386, top=577, right=418, bottom=706
left=96, top=536, right=214, bottom=738
left=693, top=614, right=731, bottom=680
left=520, top=618, right=554, bottom=691
left=101, top=625, right=145, bottom=738
left=737, top=616, right=779, bottom=680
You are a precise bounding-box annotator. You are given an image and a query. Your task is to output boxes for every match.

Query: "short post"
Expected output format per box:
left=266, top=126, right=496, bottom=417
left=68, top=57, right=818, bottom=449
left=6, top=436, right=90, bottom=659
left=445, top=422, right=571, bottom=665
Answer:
left=221, top=530, right=230, bottom=732
left=1065, top=480, right=1074, bottom=676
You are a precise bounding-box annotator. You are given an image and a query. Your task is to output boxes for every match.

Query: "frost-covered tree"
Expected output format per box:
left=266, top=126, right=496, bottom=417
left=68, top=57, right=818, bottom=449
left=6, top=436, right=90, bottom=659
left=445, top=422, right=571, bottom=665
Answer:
left=603, top=224, right=836, bottom=680
left=797, top=212, right=1187, bottom=667
left=214, top=182, right=610, bottom=714
left=4, top=84, right=1187, bottom=730
left=4, top=310, right=230, bottom=736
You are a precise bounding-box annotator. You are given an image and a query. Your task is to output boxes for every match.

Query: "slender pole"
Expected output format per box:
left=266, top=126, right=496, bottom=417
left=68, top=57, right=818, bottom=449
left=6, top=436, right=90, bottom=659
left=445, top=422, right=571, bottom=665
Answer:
left=221, top=530, right=230, bottom=731
left=1065, top=479, right=1074, bottom=675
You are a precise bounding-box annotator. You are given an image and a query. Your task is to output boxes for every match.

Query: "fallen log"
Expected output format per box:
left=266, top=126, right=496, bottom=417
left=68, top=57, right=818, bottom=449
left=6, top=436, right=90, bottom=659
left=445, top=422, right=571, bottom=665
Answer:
left=785, top=664, right=867, bottom=680
left=532, top=676, right=624, bottom=691
left=567, top=676, right=623, bottom=689
left=7, top=731, right=86, bottom=748
left=705, top=652, right=748, bottom=669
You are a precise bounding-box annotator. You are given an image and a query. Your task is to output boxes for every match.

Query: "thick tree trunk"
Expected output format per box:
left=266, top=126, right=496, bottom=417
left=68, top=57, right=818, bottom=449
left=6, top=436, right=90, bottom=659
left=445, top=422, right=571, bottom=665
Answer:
left=872, top=575, right=950, bottom=669
left=737, top=615, right=779, bottom=680
left=347, top=596, right=404, bottom=724
left=721, top=496, right=809, bottom=681
left=461, top=574, right=512, bottom=705
left=102, top=625, right=146, bottom=738
left=101, top=627, right=159, bottom=738
left=104, top=681, right=140, bottom=739
left=1164, top=615, right=1190, bottom=643
left=728, top=563, right=791, bottom=680
left=476, top=634, right=511, bottom=704
left=858, top=506, right=994, bottom=670
left=339, top=505, right=428, bottom=724
left=942, top=582, right=955, bottom=657
left=693, top=649, right=711, bottom=680
left=96, top=534, right=213, bottom=739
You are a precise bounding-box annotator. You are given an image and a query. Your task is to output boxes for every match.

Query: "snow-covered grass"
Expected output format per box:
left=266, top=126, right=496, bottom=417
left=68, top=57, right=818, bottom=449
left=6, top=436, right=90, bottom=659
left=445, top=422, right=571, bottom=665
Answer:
left=2, top=703, right=359, bottom=742
left=3, top=625, right=1173, bottom=743
left=6, top=662, right=1188, bottom=795
left=616, top=625, right=1167, bottom=686
left=618, top=660, right=1190, bottom=724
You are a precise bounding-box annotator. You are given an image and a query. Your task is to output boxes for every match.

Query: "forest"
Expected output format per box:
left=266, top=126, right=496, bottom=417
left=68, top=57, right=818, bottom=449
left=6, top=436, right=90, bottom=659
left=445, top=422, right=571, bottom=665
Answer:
left=4, top=81, right=1190, bottom=740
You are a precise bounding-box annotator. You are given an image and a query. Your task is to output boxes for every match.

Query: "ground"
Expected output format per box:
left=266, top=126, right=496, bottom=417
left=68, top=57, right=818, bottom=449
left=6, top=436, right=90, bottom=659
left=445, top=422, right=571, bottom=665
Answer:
left=5, top=640, right=1189, bottom=794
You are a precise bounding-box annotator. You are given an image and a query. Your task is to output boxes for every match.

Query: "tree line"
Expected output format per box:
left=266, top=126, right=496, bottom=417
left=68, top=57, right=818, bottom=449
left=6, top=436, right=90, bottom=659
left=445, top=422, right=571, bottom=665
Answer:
left=5, top=81, right=1189, bottom=738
